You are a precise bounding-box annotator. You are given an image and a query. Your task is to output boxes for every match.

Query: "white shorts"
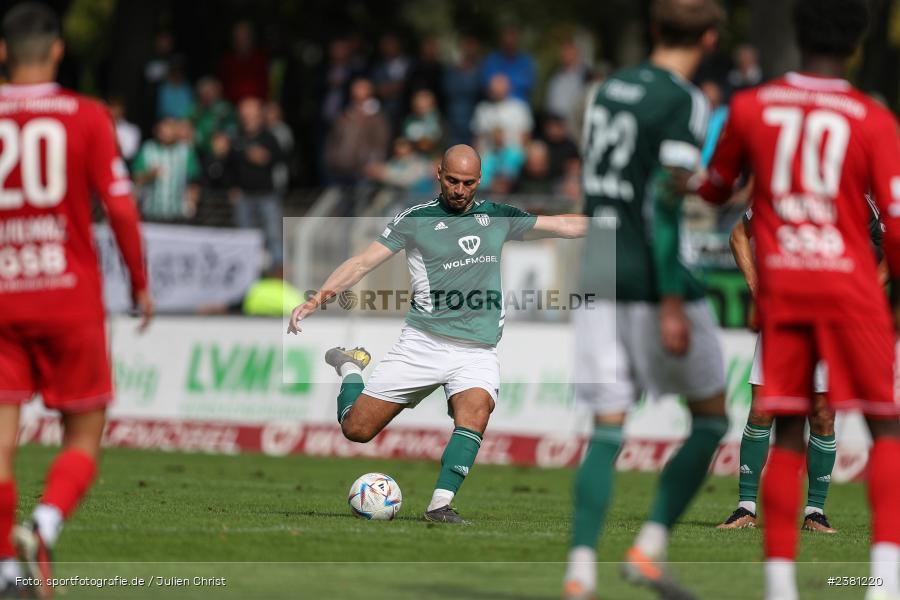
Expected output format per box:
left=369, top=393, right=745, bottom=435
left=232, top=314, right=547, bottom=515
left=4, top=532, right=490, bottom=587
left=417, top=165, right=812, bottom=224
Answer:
left=574, top=300, right=726, bottom=415
left=363, top=325, right=500, bottom=408
left=748, top=334, right=827, bottom=394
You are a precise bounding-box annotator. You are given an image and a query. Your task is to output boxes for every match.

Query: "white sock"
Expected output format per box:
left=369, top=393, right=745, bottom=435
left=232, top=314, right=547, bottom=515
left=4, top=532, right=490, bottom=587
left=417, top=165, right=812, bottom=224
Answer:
left=339, top=363, right=362, bottom=378
left=564, top=546, right=597, bottom=591
left=738, top=500, right=757, bottom=514
left=765, top=559, right=798, bottom=600
left=0, top=558, right=19, bottom=586
left=32, top=504, right=63, bottom=547
left=634, top=521, right=669, bottom=560
left=871, top=542, right=900, bottom=596
left=804, top=506, right=823, bottom=517
left=427, top=489, right=454, bottom=512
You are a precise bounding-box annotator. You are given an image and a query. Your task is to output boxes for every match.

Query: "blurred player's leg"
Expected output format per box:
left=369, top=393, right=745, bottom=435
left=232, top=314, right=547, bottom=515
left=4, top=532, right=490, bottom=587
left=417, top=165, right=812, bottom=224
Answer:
left=16, top=408, right=104, bottom=599
left=803, top=396, right=837, bottom=533
left=761, top=416, right=806, bottom=600
left=0, top=405, right=21, bottom=593
left=564, top=413, right=625, bottom=599
left=424, top=388, right=494, bottom=524
left=720, top=386, right=771, bottom=528
left=865, top=419, right=900, bottom=600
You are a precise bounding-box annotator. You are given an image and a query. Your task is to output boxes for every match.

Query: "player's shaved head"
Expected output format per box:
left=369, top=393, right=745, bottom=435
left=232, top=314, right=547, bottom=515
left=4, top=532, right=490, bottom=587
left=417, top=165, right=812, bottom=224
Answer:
left=438, top=145, right=482, bottom=213
left=441, top=144, right=481, bottom=176
left=1, top=2, right=60, bottom=67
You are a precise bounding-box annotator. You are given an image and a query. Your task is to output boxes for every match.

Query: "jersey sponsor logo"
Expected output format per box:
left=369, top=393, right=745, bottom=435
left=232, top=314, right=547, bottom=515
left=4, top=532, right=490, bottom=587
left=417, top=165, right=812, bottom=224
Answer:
left=602, top=79, right=645, bottom=104
left=434, top=221, right=448, bottom=231
left=475, top=214, right=490, bottom=227
left=441, top=255, right=498, bottom=270
left=458, top=235, right=480, bottom=256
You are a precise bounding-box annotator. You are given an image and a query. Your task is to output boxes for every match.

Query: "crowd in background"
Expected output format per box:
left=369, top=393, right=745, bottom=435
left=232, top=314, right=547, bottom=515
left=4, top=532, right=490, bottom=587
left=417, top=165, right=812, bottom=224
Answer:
left=113, top=19, right=765, bottom=268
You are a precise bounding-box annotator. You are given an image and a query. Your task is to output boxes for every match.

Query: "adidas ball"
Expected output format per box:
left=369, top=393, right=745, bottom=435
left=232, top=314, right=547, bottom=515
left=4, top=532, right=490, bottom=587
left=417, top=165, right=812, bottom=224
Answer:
left=347, top=473, right=402, bottom=520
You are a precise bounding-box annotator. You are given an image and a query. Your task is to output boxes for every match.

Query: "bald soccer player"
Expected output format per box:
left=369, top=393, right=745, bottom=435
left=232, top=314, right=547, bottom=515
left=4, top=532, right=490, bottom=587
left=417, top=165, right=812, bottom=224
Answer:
left=288, top=145, right=586, bottom=523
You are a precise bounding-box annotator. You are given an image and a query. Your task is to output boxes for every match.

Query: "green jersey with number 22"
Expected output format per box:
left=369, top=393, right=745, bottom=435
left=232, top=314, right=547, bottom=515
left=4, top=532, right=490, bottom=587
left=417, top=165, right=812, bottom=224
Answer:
left=581, top=62, right=709, bottom=302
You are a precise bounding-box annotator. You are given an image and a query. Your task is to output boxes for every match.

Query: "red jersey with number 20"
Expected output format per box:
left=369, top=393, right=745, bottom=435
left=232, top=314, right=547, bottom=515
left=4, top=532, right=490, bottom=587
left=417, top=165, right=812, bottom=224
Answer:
left=701, top=72, right=900, bottom=325
left=0, top=83, right=146, bottom=324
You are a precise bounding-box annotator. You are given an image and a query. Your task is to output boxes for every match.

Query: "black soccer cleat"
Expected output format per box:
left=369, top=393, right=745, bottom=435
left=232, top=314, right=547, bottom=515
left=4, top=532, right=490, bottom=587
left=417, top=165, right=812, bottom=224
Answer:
left=324, top=346, right=371, bottom=376
left=13, top=521, right=51, bottom=599
left=423, top=505, right=469, bottom=525
left=802, top=511, right=837, bottom=534
left=716, top=507, right=757, bottom=529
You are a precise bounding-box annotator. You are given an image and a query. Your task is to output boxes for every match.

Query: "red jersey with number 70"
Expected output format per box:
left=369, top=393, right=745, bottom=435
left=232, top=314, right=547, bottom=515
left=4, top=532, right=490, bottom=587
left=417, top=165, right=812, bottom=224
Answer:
left=0, top=83, right=146, bottom=324
left=700, top=72, right=900, bottom=325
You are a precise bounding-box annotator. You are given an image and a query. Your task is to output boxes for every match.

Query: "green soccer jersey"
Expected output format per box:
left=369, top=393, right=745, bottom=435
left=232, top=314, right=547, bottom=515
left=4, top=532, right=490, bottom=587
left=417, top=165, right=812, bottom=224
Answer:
left=581, top=62, right=708, bottom=302
left=377, top=196, right=537, bottom=346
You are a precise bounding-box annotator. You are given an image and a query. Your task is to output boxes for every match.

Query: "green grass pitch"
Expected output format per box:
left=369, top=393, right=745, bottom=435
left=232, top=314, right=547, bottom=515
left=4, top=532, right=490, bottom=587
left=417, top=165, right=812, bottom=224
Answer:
left=15, top=445, right=873, bottom=599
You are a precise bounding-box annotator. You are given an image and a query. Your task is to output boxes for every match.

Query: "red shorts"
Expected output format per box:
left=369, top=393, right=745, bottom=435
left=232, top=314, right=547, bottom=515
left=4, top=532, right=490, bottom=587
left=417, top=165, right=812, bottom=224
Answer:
left=758, top=320, right=898, bottom=417
left=0, top=320, right=113, bottom=413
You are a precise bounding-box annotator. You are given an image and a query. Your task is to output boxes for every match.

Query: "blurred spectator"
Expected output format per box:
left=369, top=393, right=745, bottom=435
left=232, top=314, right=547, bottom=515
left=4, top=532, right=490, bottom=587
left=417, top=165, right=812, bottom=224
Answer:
left=727, top=44, right=762, bottom=93
left=228, top=97, right=285, bottom=265
left=544, top=40, right=590, bottom=135
left=319, top=37, right=361, bottom=130
left=132, top=117, right=201, bottom=221
left=372, top=33, right=411, bottom=131
left=218, top=21, right=269, bottom=104
left=157, top=56, right=194, bottom=120
left=365, top=137, right=434, bottom=196
left=108, top=96, right=141, bottom=162
left=196, top=266, right=303, bottom=316
left=406, top=36, right=444, bottom=108
left=325, top=78, right=391, bottom=185
left=144, top=30, right=174, bottom=87
left=202, top=132, right=231, bottom=188
left=471, top=74, right=533, bottom=149
left=700, top=80, right=728, bottom=167
left=190, top=77, right=235, bottom=157
left=515, top=141, right=554, bottom=195
left=443, top=35, right=481, bottom=146
left=540, top=114, right=579, bottom=180
left=480, top=25, right=536, bottom=101
left=265, top=101, right=294, bottom=195
left=403, top=89, right=442, bottom=154
left=481, top=128, right=525, bottom=193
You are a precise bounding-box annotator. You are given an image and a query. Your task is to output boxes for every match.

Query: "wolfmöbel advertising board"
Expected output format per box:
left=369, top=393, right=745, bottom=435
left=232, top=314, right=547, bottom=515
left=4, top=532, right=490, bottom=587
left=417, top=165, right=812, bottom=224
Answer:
left=17, top=316, right=875, bottom=481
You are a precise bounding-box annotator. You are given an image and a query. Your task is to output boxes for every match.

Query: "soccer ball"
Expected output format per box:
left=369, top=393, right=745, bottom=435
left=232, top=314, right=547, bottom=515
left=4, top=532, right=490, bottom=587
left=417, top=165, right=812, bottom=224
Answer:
left=347, top=473, right=402, bottom=520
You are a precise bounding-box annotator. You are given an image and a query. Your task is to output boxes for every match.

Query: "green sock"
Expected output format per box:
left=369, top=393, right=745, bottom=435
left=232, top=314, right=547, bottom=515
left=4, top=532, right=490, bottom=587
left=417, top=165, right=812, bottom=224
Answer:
left=738, top=422, right=772, bottom=504
left=337, top=373, right=363, bottom=424
left=571, top=425, right=623, bottom=548
left=648, top=415, right=728, bottom=527
left=434, top=427, right=482, bottom=493
left=806, top=433, right=836, bottom=509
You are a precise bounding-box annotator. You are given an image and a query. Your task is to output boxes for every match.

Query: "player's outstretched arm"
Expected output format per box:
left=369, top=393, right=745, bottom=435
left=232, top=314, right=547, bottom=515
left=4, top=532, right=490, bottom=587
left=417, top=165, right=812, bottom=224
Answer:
left=287, top=241, right=395, bottom=334
left=522, top=215, right=588, bottom=240
left=729, top=218, right=757, bottom=298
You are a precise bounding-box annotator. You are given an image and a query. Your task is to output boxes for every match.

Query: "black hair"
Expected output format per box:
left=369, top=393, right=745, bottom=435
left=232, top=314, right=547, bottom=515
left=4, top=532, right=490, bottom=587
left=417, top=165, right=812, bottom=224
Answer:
left=651, top=0, right=724, bottom=47
left=1, top=2, right=60, bottom=66
left=793, top=0, right=869, bottom=59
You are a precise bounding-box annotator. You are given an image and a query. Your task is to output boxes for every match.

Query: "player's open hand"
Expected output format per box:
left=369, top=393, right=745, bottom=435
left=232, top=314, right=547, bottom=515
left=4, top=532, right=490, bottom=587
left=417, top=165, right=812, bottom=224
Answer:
left=660, top=297, right=691, bottom=356
left=287, top=299, right=318, bottom=335
left=135, top=289, right=154, bottom=333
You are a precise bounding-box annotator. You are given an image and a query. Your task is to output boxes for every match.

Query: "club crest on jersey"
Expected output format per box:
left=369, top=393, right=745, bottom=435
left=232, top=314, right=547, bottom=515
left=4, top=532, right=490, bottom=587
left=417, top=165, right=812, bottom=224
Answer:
left=458, top=235, right=480, bottom=256
left=475, top=214, right=490, bottom=227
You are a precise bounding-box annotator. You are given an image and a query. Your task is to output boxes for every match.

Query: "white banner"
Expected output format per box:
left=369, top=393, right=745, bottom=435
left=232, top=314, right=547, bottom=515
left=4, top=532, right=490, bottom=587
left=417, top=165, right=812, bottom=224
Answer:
left=95, top=224, right=264, bottom=313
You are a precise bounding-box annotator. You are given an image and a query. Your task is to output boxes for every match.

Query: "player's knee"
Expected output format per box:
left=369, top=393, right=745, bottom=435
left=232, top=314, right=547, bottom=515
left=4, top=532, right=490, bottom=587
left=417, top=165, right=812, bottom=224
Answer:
left=748, top=408, right=774, bottom=429
left=809, top=402, right=835, bottom=436
left=341, top=419, right=377, bottom=443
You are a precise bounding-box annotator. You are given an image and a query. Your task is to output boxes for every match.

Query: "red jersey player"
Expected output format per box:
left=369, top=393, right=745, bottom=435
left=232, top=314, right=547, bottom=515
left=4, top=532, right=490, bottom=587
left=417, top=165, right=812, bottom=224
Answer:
left=695, top=1, right=900, bottom=598
left=0, top=4, right=150, bottom=597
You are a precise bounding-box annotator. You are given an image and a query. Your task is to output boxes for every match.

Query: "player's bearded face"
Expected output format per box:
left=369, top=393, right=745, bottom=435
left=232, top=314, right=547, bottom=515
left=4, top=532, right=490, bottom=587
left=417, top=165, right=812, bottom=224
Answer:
left=439, top=169, right=480, bottom=212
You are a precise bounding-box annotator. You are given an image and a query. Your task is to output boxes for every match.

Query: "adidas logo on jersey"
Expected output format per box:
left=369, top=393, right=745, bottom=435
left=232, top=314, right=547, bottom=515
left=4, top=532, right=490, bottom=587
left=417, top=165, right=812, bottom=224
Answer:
left=453, top=465, right=469, bottom=476
left=817, top=474, right=831, bottom=483
left=434, top=221, right=448, bottom=230
left=739, top=464, right=752, bottom=475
